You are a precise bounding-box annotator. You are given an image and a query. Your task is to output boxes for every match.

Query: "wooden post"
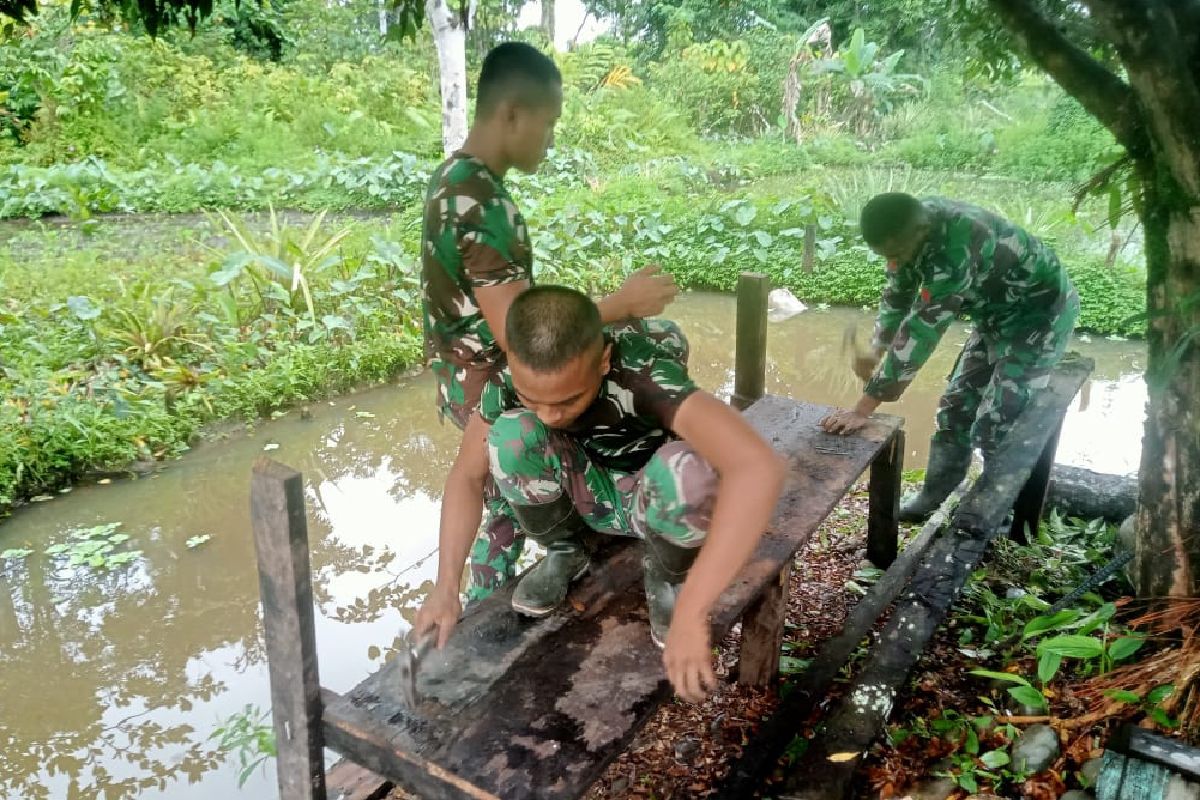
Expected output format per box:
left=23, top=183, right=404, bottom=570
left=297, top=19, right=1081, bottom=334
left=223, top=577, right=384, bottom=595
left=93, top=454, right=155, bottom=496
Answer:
left=867, top=429, right=904, bottom=568
left=251, top=458, right=327, bottom=800
left=736, top=562, right=793, bottom=687
left=732, top=272, right=769, bottom=411
left=802, top=224, right=817, bottom=272
left=1009, top=419, right=1063, bottom=543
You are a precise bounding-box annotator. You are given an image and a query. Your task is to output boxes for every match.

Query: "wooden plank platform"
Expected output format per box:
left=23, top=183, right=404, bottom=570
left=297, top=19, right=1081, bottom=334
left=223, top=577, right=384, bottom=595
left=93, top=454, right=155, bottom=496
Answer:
left=320, top=395, right=904, bottom=800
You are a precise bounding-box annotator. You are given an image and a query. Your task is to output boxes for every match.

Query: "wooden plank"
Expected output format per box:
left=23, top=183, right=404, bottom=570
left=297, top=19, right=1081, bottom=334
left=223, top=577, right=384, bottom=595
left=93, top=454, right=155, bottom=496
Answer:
left=1095, top=751, right=1173, bottom=800
left=867, top=429, right=904, bottom=568
left=250, top=458, right=327, bottom=800
left=732, top=272, right=769, bottom=410
left=1106, top=724, right=1200, bottom=782
left=736, top=562, right=793, bottom=687
left=323, top=396, right=903, bottom=800
left=780, top=356, right=1094, bottom=799
left=326, top=760, right=392, bottom=800
left=716, top=487, right=957, bottom=799
left=1010, top=418, right=1063, bottom=542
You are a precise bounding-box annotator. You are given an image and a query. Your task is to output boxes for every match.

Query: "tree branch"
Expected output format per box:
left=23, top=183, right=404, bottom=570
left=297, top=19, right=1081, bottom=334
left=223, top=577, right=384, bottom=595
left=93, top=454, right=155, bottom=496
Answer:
left=1086, top=0, right=1200, bottom=194
left=987, top=0, right=1151, bottom=160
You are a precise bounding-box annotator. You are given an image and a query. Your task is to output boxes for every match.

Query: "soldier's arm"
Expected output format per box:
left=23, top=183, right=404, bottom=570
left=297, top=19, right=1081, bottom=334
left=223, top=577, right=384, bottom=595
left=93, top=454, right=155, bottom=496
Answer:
left=415, top=411, right=491, bottom=646
left=671, top=391, right=787, bottom=629
left=871, top=261, right=920, bottom=353
left=864, top=218, right=979, bottom=402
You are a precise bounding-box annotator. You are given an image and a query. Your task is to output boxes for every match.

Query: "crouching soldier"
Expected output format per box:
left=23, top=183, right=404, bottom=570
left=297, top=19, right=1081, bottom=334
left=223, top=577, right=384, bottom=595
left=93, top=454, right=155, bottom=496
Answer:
left=414, top=286, right=786, bottom=701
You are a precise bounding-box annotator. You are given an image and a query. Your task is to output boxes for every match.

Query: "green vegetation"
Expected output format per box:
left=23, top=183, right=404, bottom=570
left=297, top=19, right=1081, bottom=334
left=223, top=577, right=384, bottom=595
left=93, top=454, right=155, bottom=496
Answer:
left=0, top=4, right=1147, bottom=515
left=885, top=512, right=1172, bottom=795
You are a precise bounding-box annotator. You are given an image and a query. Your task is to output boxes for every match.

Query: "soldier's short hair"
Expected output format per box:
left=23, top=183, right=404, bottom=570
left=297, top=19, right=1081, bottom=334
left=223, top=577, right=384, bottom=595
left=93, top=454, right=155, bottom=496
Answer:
left=507, top=285, right=603, bottom=372
left=476, top=42, right=562, bottom=118
left=860, top=193, right=924, bottom=246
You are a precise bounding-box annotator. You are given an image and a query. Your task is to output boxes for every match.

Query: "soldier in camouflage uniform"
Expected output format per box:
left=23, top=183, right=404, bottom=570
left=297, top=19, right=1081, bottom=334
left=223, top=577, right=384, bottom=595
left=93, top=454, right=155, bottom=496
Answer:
left=414, top=286, right=785, bottom=703
left=421, top=42, right=676, bottom=600
left=821, top=193, right=1080, bottom=522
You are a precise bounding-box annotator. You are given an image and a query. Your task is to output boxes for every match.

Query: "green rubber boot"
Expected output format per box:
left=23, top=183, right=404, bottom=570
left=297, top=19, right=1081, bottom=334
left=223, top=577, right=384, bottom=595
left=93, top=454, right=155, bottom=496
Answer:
left=643, top=534, right=700, bottom=649
left=898, top=439, right=972, bottom=524
left=509, top=494, right=591, bottom=618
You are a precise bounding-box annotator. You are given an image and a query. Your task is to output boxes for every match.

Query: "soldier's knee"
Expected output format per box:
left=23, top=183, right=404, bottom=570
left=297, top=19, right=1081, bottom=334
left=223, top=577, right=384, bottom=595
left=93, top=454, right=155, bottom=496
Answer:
left=486, top=409, right=547, bottom=460
left=640, top=442, right=717, bottom=545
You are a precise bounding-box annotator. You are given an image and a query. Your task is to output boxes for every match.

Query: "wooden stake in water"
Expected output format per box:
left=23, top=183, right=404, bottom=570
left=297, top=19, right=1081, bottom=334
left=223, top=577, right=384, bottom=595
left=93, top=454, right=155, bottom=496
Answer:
left=732, top=272, right=769, bottom=411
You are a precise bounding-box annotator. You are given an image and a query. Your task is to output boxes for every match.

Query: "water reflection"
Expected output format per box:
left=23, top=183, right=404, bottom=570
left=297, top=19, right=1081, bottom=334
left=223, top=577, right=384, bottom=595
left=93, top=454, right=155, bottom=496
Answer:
left=0, top=294, right=1146, bottom=799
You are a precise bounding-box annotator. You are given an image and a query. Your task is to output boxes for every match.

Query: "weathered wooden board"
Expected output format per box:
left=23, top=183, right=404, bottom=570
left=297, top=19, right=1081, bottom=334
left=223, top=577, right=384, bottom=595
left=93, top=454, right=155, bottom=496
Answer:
left=250, top=459, right=327, bottom=800
left=321, top=395, right=903, bottom=800
left=783, top=355, right=1094, bottom=799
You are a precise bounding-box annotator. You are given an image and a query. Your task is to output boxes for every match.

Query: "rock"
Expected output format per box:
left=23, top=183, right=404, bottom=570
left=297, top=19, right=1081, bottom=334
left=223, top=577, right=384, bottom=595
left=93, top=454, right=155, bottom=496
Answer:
left=609, top=776, right=629, bottom=795
left=1005, top=587, right=1028, bottom=600
left=1060, top=791, right=1093, bottom=800
left=674, top=736, right=700, bottom=764
left=902, top=774, right=958, bottom=799
left=1012, top=724, right=1060, bottom=773
left=767, top=288, right=807, bottom=322
left=1080, top=755, right=1104, bottom=786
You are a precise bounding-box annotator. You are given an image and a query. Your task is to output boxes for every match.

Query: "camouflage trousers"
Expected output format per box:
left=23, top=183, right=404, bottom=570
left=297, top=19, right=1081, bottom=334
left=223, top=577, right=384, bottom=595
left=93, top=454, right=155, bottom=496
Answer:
left=432, top=369, right=525, bottom=602
left=487, top=410, right=717, bottom=547
left=935, top=291, right=1079, bottom=456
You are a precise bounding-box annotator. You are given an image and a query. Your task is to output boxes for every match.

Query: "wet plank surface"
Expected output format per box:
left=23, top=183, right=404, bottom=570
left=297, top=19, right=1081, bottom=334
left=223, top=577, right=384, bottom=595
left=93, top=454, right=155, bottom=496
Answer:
left=323, top=395, right=904, bottom=800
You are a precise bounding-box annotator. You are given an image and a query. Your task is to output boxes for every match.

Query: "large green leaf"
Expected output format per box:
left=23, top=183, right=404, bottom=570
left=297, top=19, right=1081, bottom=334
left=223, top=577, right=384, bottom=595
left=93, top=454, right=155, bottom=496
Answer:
left=1036, top=635, right=1105, bottom=659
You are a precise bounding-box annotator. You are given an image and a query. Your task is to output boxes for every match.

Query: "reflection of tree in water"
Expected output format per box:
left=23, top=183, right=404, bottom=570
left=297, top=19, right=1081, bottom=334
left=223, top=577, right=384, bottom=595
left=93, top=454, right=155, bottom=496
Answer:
left=296, top=387, right=456, bottom=623
left=0, top=512, right=261, bottom=800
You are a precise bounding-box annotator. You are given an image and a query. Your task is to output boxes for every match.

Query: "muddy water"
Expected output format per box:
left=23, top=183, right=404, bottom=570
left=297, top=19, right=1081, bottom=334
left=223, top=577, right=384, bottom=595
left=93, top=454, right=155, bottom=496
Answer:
left=0, top=294, right=1144, bottom=800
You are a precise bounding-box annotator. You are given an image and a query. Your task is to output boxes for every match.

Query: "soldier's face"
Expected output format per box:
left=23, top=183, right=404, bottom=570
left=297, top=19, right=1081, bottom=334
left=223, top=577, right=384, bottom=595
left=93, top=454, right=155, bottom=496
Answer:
left=506, top=87, right=562, bottom=174
left=510, top=342, right=611, bottom=429
left=872, top=223, right=929, bottom=266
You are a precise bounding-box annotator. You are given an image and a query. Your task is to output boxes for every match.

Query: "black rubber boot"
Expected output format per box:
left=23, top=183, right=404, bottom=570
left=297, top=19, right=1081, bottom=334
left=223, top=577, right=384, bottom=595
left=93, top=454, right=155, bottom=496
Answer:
left=898, top=439, right=972, bottom=523
left=642, top=534, right=701, bottom=649
left=509, top=494, right=591, bottom=618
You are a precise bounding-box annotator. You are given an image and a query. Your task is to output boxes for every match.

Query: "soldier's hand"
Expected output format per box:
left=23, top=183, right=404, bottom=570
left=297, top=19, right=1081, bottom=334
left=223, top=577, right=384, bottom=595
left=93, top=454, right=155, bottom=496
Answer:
left=413, top=584, right=461, bottom=649
left=852, top=354, right=879, bottom=382
left=662, top=611, right=717, bottom=703
left=612, top=264, right=678, bottom=319
left=820, top=408, right=871, bottom=436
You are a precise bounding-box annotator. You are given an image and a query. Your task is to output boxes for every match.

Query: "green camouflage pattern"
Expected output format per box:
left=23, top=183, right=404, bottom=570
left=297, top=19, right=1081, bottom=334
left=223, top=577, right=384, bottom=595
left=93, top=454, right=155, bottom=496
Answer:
left=866, top=197, right=1078, bottom=403
left=421, top=152, right=533, bottom=427
left=934, top=309, right=1076, bottom=455
left=480, top=319, right=695, bottom=473
left=466, top=320, right=692, bottom=600
left=488, top=410, right=716, bottom=546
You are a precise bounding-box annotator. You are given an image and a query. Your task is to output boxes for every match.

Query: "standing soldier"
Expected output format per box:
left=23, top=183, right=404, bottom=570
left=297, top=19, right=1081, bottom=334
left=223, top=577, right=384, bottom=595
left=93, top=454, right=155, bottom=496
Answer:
left=821, top=193, right=1079, bottom=522
left=422, top=42, right=676, bottom=601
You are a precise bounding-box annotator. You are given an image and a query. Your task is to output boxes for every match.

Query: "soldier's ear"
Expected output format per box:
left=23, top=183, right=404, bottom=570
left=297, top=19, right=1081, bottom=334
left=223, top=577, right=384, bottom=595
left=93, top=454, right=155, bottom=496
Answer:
left=600, top=343, right=613, bottom=375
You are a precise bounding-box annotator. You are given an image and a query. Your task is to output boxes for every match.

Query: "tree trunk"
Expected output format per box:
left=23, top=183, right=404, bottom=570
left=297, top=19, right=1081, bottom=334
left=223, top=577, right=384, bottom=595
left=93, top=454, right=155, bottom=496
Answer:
left=1132, top=164, right=1200, bottom=597
left=1047, top=464, right=1138, bottom=523
left=541, top=0, right=555, bottom=43
left=426, top=0, right=470, bottom=156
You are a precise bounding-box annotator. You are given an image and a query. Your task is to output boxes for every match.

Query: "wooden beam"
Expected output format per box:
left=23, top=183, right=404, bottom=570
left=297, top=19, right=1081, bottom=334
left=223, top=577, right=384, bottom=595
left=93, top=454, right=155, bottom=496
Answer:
left=1009, top=419, right=1062, bottom=542
left=736, top=562, right=793, bottom=687
left=326, top=761, right=392, bottom=800
left=1105, top=724, right=1200, bottom=782
left=780, top=356, right=1094, bottom=799
left=867, top=429, right=904, bottom=568
left=732, top=272, right=770, bottom=410
left=250, top=458, right=327, bottom=800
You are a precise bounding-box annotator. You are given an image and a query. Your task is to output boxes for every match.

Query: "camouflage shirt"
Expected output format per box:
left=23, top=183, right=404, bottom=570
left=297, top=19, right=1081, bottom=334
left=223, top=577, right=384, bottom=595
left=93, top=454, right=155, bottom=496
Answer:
left=865, top=197, right=1076, bottom=402
left=421, top=152, right=533, bottom=425
left=479, top=320, right=697, bottom=473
